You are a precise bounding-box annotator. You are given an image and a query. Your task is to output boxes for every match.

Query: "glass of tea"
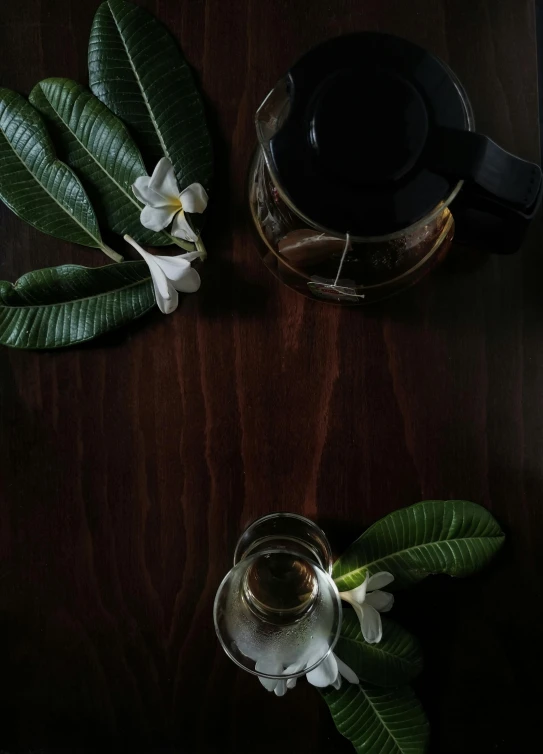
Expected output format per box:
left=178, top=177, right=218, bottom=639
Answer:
left=213, top=513, right=341, bottom=687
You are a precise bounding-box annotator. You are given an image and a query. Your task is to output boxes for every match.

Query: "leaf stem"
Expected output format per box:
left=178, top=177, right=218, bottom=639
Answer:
left=100, top=244, right=124, bottom=263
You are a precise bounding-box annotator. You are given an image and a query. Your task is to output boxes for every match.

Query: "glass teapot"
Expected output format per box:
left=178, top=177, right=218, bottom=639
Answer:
left=249, top=33, right=542, bottom=304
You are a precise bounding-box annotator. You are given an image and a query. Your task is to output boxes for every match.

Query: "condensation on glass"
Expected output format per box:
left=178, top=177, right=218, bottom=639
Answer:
left=213, top=513, right=341, bottom=680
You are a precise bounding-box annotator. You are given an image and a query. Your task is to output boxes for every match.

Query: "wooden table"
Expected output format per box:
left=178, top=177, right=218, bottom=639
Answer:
left=0, top=1, right=540, bottom=752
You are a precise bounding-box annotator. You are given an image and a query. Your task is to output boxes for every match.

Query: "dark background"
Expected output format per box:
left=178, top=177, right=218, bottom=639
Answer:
left=0, top=1, right=541, bottom=752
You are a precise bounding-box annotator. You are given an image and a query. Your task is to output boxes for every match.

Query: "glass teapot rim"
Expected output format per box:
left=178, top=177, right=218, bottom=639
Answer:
left=258, top=138, right=465, bottom=243
left=256, top=56, right=472, bottom=243
left=256, top=34, right=542, bottom=252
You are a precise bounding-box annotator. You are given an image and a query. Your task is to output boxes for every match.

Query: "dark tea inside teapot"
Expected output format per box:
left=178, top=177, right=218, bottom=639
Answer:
left=249, top=33, right=542, bottom=304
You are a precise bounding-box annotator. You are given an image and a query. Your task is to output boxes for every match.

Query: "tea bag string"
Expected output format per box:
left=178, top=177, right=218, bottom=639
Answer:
left=333, top=233, right=351, bottom=286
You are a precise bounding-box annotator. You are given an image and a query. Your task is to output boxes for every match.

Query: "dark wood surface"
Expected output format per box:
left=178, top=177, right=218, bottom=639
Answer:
left=0, top=1, right=541, bottom=752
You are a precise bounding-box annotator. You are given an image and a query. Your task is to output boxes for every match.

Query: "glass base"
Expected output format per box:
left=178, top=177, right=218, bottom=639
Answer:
left=214, top=514, right=341, bottom=680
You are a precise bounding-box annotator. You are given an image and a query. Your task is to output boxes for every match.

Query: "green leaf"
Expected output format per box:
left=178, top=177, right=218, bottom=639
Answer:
left=321, top=683, right=429, bottom=754
left=333, top=500, right=505, bottom=591
left=29, top=78, right=176, bottom=247
left=88, top=0, right=213, bottom=194
left=336, top=612, right=423, bottom=687
left=0, top=88, right=121, bottom=262
left=0, top=262, right=154, bottom=349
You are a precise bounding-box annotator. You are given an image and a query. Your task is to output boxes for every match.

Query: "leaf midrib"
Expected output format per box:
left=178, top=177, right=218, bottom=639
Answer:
left=358, top=686, right=410, bottom=753
left=39, top=83, right=149, bottom=217
left=0, top=125, right=103, bottom=249
left=339, top=633, right=415, bottom=668
left=41, top=85, right=189, bottom=249
left=328, top=686, right=408, bottom=753
left=2, top=273, right=152, bottom=311
left=108, top=1, right=171, bottom=163
left=334, top=533, right=504, bottom=584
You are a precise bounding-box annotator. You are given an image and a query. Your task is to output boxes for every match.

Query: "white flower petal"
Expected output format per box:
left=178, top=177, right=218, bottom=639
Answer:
left=132, top=176, right=173, bottom=208
left=171, top=267, right=201, bottom=294
left=151, top=254, right=191, bottom=282
left=177, top=251, right=206, bottom=264
left=180, top=182, right=209, bottom=213
left=306, top=653, right=338, bottom=688
left=123, top=235, right=178, bottom=314
left=124, top=236, right=201, bottom=308
left=283, top=661, right=305, bottom=691
left=255, top=659, right=283, bottom=692
left=153, top=277, right=178, bottom=314
left=331, top=675, right=342, bottom=690
left=258, top=676, right=278, bottom=692
left=171, top=210, right=199, bottom=242
left=365, top=590, right=394, bottom=613
left=125, top=239, right=170, bottom=299
left=132, top=176, right=152, bottom=202
left=140, top=204, right=179, bottom=232
left=335, top=654, right=359, bottom=685
left=150, top=253, right=204, bottom=290
left=367, top=572, right=395, bottom=591
left=255, top=659, right=283, bottom=675
left=148, top=157, right=181, bottom=201
left=339, top=574, right=369, bottom=606
left=345, top=601, right=366, bottom=640
left=283, top=662, right=305, bottom=676
left=274, top=680, right=288, bottom=697
left=149, top=268, right=178, bottom=314
left=361, top=603, right=383, bottom=644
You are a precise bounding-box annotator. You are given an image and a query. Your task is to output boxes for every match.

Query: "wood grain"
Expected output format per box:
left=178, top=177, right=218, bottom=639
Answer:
left=0, top=1, right=541, bottom=752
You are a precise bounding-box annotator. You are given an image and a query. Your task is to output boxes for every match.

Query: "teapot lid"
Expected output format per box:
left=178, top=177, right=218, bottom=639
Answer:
left=268, top=33, right=473, bottom=237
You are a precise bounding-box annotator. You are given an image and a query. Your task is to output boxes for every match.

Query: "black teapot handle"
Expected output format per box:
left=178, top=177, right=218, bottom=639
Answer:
left=427, top=127, right=542, bottom=253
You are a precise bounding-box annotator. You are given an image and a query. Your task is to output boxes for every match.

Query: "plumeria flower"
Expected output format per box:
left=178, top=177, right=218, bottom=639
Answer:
left=339, top=572, right=394, bottom=644
left=233, top=605, right=358, bottom=697
left=132, top=157, right=208, bottom=242
left=255, top=649, right=358, bottom=697
left=124, top=235, right=203, bottom=314
left=255, top=658, right=291, bottom=697
left=285, top=651, right=358, bottom=692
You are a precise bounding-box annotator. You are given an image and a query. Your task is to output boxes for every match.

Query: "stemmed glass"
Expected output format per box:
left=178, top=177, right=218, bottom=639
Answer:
left=214, top=513, right=342, bottom=686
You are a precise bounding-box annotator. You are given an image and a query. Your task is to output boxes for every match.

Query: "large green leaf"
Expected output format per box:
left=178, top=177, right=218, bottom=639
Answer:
left=29, top=78, right=177, bottom=247
left=336, top=612, right=423, bottom=687
left=0, top=261, right=154, bottom=349
left=0, top=88, right=120, bottom=262
left=333, top=500, right=505, bottom=591
left=321, top=683, right=429, bottom=754
left=88, top=0, right=213, bottom=195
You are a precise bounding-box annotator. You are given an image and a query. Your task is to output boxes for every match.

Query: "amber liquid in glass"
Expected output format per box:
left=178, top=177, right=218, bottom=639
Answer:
left=249, top=150, right=455, bottom=304
left=242, top=546, right=319, bottom=625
